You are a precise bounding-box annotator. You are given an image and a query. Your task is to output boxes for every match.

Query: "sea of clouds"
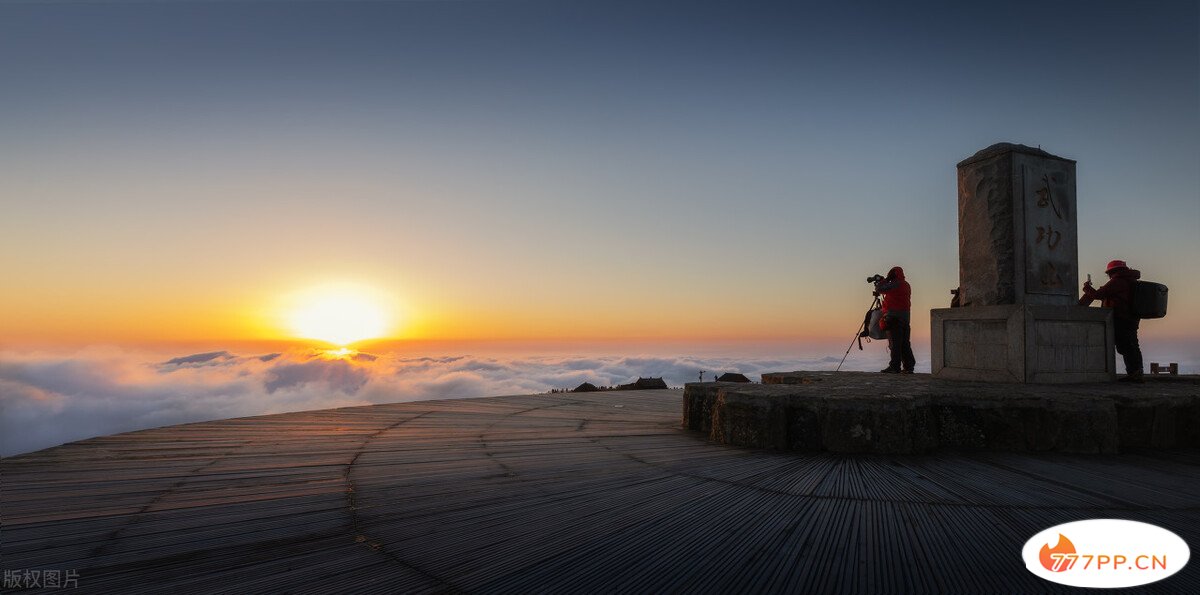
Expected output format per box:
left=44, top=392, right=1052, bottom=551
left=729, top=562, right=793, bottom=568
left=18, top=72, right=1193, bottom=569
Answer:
left=1, top=346, right=897, bottom=456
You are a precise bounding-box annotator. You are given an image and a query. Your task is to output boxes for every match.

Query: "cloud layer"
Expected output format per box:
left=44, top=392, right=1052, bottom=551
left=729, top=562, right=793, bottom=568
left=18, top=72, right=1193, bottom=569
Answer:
left=1, top=346, right=895, bottom=456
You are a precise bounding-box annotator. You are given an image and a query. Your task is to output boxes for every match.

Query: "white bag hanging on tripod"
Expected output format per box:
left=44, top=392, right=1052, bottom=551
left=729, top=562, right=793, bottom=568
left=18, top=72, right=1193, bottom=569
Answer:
left=867, top=308, right=887, bottom=340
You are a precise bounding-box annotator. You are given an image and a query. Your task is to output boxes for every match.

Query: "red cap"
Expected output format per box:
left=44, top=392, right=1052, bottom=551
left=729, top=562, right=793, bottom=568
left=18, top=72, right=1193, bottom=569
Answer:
left=1105, top=259, right=1128, bottom=273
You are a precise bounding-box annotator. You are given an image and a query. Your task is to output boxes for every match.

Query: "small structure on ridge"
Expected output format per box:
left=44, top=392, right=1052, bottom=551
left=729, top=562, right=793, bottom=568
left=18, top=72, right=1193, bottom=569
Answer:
left=716, top=372, right=751, bottom=383
left=619, top=377, right=668, bottom=390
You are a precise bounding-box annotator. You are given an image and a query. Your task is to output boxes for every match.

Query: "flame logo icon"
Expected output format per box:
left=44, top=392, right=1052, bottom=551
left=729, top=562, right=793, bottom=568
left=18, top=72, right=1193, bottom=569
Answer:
left=1039, top=534, right=1077, bottom=572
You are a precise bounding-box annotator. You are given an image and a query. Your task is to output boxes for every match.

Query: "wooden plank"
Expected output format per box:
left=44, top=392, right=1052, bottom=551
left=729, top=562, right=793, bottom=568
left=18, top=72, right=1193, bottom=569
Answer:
left=3, top=389, right=1200, bottom=593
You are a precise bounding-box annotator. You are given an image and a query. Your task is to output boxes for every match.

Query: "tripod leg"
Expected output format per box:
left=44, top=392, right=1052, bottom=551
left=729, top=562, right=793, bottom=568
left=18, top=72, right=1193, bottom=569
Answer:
left=836, top=296, right=882, bottom=372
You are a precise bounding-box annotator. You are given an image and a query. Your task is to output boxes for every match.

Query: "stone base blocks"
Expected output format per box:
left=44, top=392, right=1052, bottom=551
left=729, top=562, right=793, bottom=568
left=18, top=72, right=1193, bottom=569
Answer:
left=682, top=372, right=1200, bottom=454
left=931, top=304, right=1114, bottom=383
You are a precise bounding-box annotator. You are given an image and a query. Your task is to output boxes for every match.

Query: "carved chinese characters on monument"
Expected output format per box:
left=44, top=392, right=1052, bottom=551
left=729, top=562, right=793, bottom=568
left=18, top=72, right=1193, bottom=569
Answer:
left=1024, top=164, right=1077, bottom=296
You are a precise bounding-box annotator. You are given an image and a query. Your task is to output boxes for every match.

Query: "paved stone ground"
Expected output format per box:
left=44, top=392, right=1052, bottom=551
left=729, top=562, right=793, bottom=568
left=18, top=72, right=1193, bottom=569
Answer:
left=684, top=372, right=1200, bottom=454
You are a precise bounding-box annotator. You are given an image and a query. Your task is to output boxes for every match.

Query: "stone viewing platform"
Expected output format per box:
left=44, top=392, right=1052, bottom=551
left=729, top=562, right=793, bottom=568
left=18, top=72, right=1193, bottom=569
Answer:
left=683, top=372, right=1200, bottom=454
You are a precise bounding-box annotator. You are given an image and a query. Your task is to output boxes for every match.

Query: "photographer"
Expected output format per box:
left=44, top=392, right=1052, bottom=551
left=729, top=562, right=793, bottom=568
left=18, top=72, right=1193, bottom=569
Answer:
left=872, top=266, right=915, bottom=374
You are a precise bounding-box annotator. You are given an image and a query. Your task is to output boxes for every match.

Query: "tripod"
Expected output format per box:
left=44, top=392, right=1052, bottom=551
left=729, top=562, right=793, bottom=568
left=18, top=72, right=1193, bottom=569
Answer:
left=835, top=295, right=882, bottom=372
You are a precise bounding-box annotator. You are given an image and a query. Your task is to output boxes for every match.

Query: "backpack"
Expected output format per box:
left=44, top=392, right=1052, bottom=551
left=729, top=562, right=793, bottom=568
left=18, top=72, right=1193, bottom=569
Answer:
left=859, top=307, right=887, bottom=340
left=1131, top=281, right=1168, bottom=319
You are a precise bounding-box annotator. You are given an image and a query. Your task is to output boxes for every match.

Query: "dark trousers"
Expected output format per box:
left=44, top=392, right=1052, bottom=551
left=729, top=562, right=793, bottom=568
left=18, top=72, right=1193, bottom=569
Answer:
left=1114, top=317, right=1143, bottom=375
left=885, top=313, right=916, bottom=371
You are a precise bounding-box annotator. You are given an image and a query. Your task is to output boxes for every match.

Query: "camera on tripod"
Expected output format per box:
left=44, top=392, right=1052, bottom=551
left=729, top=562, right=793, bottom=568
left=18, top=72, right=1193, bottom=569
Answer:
left=866, top=274, right=885, bottom=284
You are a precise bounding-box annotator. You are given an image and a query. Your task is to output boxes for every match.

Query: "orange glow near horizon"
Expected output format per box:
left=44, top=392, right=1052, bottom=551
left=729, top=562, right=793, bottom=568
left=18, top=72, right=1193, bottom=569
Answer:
left=2, top=270, right=1197, bottom=350
left=322, top=347, right=356, bottom=358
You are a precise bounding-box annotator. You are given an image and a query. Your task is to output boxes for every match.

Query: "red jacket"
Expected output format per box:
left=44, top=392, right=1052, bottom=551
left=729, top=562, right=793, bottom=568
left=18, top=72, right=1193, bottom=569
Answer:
left=875, top=266, right=911, bottom=315
left=1079, top=267, right=1140, bottom=319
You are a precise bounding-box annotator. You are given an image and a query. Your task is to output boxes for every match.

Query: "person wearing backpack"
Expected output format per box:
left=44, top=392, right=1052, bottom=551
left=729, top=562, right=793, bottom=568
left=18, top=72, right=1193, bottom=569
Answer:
left=874, top=266, right=915, bottom=374
left=1079, top=259, right=1144, bottom=383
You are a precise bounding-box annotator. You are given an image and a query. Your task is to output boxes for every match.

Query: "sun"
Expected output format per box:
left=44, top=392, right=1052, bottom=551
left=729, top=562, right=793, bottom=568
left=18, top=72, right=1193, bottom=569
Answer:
left=283, top=283, right=394, bottom=346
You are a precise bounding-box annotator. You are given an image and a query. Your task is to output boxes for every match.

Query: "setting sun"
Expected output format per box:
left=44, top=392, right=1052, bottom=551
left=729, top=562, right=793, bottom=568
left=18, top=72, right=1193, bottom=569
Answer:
left=283, top=283, right=395, bottom=346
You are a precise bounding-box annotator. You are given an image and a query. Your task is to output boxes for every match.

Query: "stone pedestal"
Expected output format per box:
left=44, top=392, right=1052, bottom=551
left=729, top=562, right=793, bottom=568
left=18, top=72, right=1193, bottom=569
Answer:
left=931, top=305, right=1114, bottom=383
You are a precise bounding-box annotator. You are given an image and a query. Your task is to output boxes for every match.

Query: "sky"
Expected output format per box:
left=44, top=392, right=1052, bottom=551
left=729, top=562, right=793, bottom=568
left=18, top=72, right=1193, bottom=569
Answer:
left=2, top=0, right=1197, bottom=347
left=1, top=0, right=1197, bottom=454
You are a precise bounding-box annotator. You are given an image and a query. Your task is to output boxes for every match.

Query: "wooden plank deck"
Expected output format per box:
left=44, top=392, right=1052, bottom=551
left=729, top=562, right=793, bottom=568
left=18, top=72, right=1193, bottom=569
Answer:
left=4, top=389, right=1199, bottom=593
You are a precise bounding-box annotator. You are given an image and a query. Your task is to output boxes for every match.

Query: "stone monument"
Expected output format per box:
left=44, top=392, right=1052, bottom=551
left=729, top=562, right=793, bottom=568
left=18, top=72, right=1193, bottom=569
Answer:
left=930, top=143, right=1115, bottom=383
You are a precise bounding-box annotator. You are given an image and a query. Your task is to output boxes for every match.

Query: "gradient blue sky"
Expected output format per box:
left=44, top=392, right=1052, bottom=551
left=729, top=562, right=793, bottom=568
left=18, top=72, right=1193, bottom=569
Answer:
left=2, top=0, right=1197, bottom=345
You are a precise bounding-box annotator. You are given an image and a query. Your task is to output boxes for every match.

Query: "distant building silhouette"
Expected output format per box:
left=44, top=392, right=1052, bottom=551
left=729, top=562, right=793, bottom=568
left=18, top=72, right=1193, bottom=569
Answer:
left=716, top=372, right=751, bottom=383
left=618, top=377, right=668, bottom=390
left=572, top=382, right=600, bottom=392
